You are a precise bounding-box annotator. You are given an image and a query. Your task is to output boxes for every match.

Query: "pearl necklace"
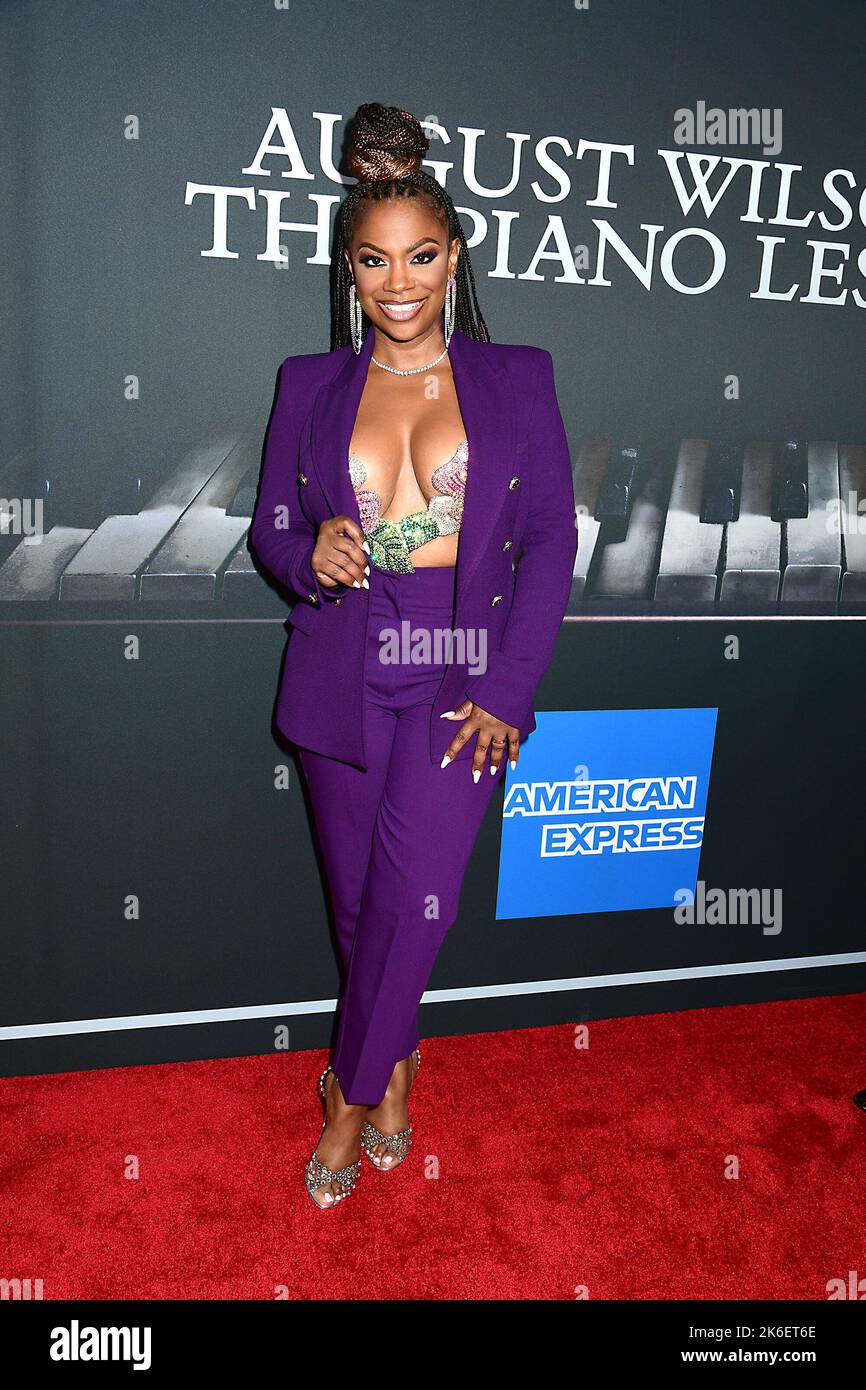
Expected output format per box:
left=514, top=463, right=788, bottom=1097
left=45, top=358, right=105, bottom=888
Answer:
left=371, top=343, right=450, bottom=376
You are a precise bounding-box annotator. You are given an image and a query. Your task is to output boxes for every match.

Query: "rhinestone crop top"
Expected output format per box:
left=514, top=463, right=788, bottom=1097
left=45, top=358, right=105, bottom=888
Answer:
left=348, top=439, right=469, bottom=574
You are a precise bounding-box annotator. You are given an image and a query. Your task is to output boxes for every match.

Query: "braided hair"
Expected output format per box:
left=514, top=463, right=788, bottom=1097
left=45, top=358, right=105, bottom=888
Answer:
left=330, top=102, right=490, bottom=350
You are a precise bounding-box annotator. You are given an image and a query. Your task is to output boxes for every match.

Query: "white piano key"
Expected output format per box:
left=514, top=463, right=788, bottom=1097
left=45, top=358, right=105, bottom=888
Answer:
left=780, top=441, right=842, bottom=601
left=838, top=444, right=866, bottom=600
left=140, top=441, right=256, bottom=599
left=654, top=439, right=724, bottom=601
left=58, top=440, right=239, bottom=600
left=222, top=541, right=291, bottom=611
left=0, top=527, right=93, bottom=600
left=718, top=442, right=781, bottom=603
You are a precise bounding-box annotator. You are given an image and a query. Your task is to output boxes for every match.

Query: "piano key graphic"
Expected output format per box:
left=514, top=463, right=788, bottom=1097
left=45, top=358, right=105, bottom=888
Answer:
left=57, top=439, right=242, bottom=601
left=773, top=439, right=809, bottom=520
left=780, top=441, right=842, bottom=602
left=140, top=441, right=258, bottom=600
left=655, top=440, right=725, bottom=602
left=700, top=443, right=741, bottom=525
left=223, top=535, right=266, bottom=602
left=1, top=434, right=862, bottom=615
left=589, top=448, right=674, bottom=602
left=718, top=442, right=781, bottom=603
left=839, top=444, right=866, bottom=602
left=0, top=526, right=94, bottom=600
left=596, top=446, right=639, bottom=521
left=569, top=438, right=620, bottom=606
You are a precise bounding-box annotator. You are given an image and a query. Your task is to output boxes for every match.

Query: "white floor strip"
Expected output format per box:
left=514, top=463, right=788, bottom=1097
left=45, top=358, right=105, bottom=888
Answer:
left=2, top=951, right=865, bottom=1041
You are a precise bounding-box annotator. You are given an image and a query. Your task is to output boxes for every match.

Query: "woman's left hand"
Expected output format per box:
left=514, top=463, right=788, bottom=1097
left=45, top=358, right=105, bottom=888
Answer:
left=439, top=701, right=520, bottom=780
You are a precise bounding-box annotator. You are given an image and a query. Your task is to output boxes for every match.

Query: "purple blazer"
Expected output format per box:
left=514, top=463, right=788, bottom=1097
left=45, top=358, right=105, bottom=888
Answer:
left=249, top=324, right=578, bottom=771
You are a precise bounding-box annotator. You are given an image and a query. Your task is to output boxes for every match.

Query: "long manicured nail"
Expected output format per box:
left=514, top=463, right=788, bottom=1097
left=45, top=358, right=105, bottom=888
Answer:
left=472, top=769, right=481, bottom=783
left=353, top=580, right=361, bottom=588
left=364, top=565, right=370, bottom=575
left=362, top=541, right=370, bottom=554
left=440, top=754, right=451, bottom=768
left=510, top=760, right=517, bottom=770
left=439, top=711, right=455, bottom=719
left=490, top=763, right=497, bottom=775
left=362, top=578, right=369, bottom=588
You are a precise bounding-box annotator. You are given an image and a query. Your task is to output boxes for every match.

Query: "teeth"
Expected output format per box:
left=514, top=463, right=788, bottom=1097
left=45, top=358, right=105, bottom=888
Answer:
left=382, top=301, right=421, bottom=310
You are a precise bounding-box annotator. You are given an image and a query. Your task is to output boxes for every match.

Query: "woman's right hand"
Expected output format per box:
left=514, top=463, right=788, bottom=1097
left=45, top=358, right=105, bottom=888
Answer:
left=312, top=515, right=370, bottom=589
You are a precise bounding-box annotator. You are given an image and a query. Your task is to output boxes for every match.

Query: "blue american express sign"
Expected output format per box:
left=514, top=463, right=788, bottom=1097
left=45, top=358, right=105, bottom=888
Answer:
left=496, top=707, right=718, bottom=919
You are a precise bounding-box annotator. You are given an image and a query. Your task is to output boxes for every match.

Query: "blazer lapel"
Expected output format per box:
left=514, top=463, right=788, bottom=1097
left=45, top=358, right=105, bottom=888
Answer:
left=308, top=323, right=515, bottom=599
left=447, top=327, right=515, bottom=601
left=308, top=325, right=374, bottom=527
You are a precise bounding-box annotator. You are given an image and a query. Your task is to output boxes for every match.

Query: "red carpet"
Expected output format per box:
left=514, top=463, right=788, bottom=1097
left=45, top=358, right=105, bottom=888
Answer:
left=1, top=994, right=864, bottom=1300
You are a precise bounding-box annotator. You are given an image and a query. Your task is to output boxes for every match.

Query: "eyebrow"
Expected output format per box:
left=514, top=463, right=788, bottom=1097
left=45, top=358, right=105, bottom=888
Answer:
left=356, top=237, right=441, bottom=254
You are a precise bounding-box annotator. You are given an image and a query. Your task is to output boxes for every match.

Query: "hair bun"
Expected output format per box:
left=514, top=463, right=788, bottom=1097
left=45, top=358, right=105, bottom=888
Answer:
left=346, top=102, right=428, bottom=184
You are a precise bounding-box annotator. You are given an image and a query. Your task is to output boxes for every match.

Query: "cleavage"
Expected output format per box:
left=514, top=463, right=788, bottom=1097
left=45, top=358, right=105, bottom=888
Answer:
left=349, top=433, right=465, bottom=521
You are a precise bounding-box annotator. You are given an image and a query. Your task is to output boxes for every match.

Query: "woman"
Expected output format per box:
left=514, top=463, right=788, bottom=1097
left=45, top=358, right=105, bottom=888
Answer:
left=250, top=103, right=577, bottom=1208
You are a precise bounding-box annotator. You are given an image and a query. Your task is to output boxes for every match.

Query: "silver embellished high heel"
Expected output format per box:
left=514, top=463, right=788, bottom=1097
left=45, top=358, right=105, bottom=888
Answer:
left=304, top=1065, right=362, bottom=1209
left=360, top=1047, right=421, bottom=1172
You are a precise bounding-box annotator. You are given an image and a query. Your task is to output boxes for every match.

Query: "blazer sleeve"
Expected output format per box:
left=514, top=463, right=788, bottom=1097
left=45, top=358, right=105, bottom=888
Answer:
left=249, top=357, right=345, bottom=603
left=463, top=349, right=577, bottom=729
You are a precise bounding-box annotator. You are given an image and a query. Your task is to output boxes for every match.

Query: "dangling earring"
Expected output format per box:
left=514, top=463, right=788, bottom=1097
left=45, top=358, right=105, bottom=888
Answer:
left=349, top=280, right=365, bottom=355
left=443, top=273, right=457, bottom=347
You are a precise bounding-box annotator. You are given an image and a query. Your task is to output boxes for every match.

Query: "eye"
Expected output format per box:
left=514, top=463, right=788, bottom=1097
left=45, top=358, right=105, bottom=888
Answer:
left=357, top=249, right=439, bottom=268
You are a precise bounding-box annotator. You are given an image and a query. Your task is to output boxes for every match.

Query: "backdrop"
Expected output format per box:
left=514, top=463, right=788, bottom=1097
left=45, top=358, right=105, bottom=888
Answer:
left=2, top=0, right=864, bottom=1076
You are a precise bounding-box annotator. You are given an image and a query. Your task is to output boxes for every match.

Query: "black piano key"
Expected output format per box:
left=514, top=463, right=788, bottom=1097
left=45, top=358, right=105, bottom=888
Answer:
left=595, top=446, right=639, bottom=521
left=226, top=465, right=259, bottom=518
left=700, top=443, right=742, bottom=524
left=772, top=439, right=809, bottom=520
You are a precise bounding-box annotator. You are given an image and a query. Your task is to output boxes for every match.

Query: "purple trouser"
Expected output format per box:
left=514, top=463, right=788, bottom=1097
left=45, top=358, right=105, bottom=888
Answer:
left=297, top=563, right=502, bottom=1106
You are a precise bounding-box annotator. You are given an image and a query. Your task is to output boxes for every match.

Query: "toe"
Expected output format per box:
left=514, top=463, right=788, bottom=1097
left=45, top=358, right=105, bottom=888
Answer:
left=307, top=1163, right=343, bottom=1207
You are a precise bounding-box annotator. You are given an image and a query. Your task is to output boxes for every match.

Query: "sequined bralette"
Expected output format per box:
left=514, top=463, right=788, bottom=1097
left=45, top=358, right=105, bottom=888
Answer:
left=348, top=439, right=469, bottom=574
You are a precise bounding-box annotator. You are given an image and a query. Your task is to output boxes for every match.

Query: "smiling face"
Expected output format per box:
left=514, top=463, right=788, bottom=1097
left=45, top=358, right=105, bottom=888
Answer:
left=343, top=194, right=460, bottom=350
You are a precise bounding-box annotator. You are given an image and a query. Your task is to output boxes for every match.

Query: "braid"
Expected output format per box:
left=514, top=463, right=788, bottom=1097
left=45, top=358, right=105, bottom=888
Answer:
left=330, top=103, right=490, bottom=350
